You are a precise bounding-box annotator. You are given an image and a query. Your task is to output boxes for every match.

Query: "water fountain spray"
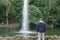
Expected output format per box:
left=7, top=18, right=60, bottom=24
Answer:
left=22, top=0, right=29, bottom=38
left=18, top=0, right=36, bottom=39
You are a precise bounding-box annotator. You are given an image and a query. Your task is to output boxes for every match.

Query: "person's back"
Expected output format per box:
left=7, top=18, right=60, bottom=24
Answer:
left=37, top=22, right=46, bottom=33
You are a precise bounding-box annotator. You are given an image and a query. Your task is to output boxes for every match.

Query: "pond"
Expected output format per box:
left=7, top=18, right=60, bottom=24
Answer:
left=0, top=27, right=60, bottom=37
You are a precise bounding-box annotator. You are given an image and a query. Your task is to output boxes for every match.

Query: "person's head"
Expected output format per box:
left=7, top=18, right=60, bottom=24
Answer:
left=39, top=18, right=43, bottom=22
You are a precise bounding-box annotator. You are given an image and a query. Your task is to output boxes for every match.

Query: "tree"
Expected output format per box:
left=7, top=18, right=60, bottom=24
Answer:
left=29, top=5, right=42, bottom=23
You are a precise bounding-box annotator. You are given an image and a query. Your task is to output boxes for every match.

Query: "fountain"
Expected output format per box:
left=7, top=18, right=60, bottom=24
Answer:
left=13, top=0, right=37, bottom=39
left=20, top=0, right=29, bottom=38
left=19, top=0, right=37, bottom=37
left=19, top=0, right=37, bottom=38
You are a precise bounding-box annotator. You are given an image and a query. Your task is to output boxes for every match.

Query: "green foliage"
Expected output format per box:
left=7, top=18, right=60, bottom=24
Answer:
left=8, top=0, right=23, bottom=23
left=0, top=0, right=23, bottom=23
left=0, top=0, right=60, bottom=25
left=29, top=5, right=42, bottom=23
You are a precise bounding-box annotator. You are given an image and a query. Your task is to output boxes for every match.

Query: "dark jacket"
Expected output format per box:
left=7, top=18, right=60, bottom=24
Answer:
left=36, top=22, right=46, bottom=33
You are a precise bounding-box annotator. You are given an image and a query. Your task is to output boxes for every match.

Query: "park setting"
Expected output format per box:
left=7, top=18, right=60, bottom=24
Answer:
left=0, top=0, right=60, bottom=40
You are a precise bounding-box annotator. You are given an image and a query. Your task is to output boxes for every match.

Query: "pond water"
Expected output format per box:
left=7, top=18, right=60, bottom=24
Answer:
left=0, top=27, right=60, bottom=36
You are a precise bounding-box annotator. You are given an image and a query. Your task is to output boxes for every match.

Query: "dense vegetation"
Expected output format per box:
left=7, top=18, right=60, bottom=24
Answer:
left=0, top=0, right=60, bottom=27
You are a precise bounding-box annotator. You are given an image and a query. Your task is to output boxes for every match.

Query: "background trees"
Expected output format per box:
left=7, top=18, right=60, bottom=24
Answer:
left=0, top=0, right=23, bottom=24
left=0, top=0, right=60, bottom=27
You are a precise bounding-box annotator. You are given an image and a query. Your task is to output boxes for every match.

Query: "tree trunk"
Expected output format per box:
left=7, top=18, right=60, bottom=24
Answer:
left=6, top=0, right=10, bottom=25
